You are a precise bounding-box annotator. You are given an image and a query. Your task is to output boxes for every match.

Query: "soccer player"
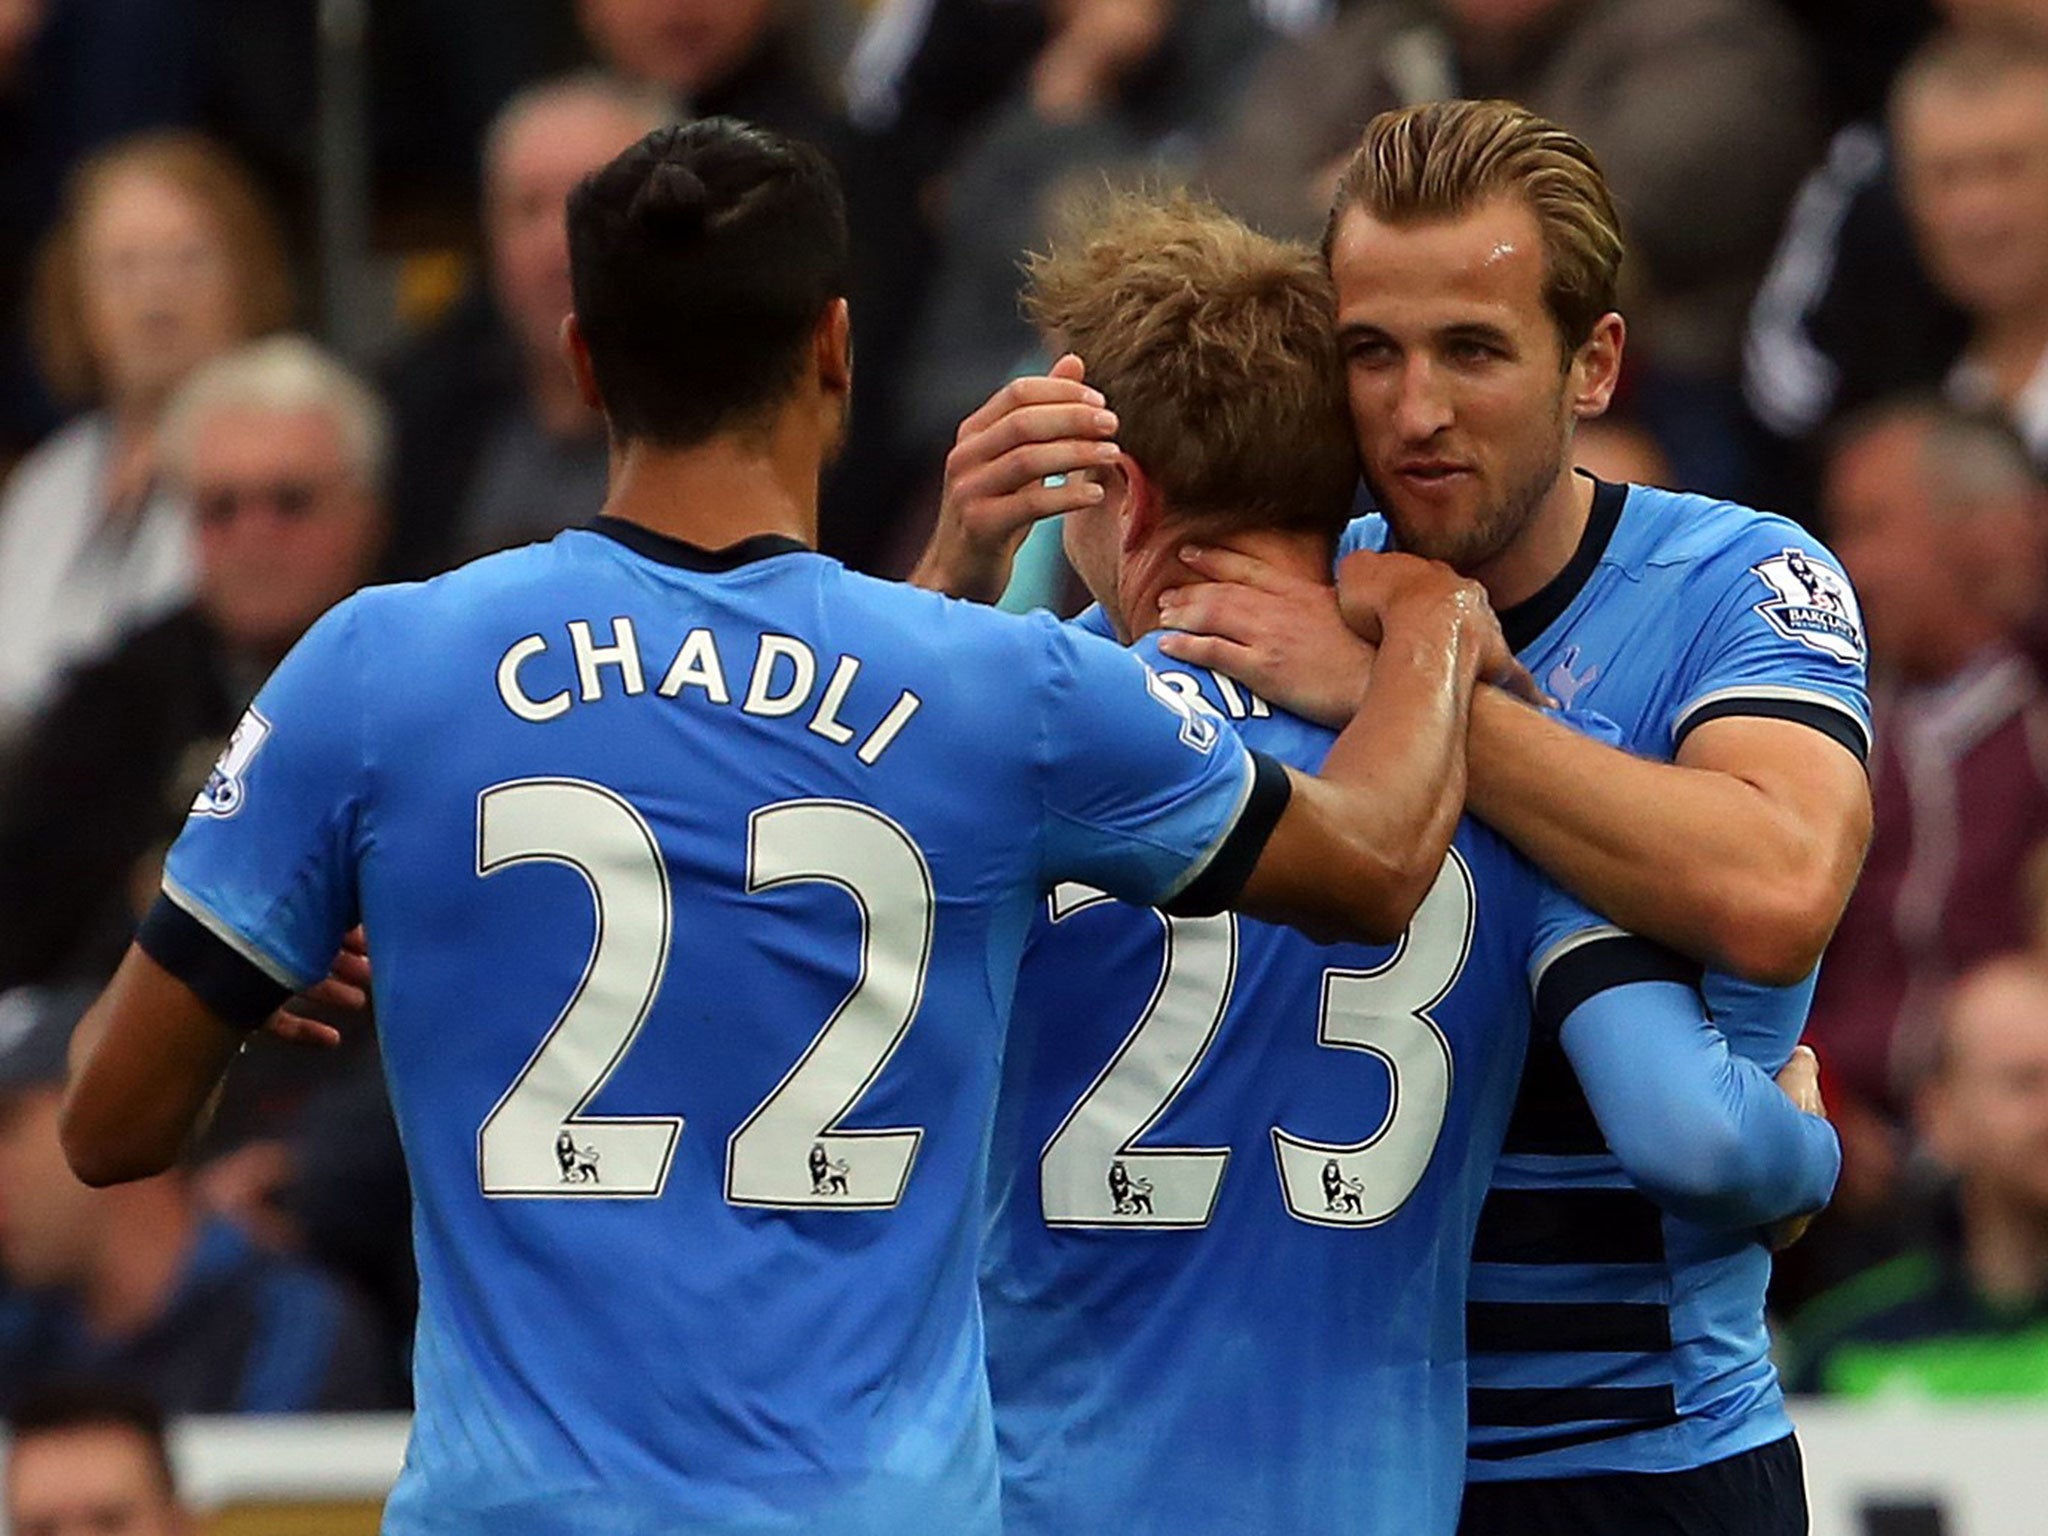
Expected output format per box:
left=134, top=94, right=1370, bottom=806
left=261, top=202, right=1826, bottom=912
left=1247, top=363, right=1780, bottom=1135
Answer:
left=923, top=103, right=1872, bottom=1534
left=983, top=193, right=1837, bottom=1536
left=56, top=121, right=1516, bottom=1536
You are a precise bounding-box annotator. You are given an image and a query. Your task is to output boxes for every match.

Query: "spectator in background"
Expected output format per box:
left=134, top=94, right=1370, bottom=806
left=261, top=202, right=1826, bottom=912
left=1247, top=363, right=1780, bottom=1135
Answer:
left=1791, top=955, right=2048, bottom=1397
left=0, top=336, right=387, bottom=997
left=0, top=986, right=401, bottom=1412
left=577, top=0, right=846, bottom=147
left=0, top=133, right=289, bottom=756
left=1746, top=6, right=2048, bottom=519
left=899, top=0, right=1281, bottom=478
left=382, top=74, right=668, bottom=579
left=0, top=0, right=202, bottom=459
left=1806, top=400, right=2048, bottom=1191
left=4, top=1380, right=194, bottom=1536
left=1896, top=24, right=2048, bottom=463
left=1199, top=0, right=1819, bottom=498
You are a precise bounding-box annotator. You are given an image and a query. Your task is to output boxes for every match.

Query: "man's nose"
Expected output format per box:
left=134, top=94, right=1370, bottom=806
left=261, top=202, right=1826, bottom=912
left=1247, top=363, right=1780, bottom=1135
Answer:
left=1393, top=360, right=1453, bottom=441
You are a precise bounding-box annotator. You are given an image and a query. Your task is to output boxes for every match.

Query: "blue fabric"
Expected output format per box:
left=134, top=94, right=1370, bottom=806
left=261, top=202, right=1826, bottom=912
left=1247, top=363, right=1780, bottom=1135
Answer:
left=1562, top=983, right=1839, bottom=1230
left=1345, top=480, right=1871, bottom=1479
left=159, top=527, right=1264, bottom=1535
left=984, top=642, right=1734, bottom=1536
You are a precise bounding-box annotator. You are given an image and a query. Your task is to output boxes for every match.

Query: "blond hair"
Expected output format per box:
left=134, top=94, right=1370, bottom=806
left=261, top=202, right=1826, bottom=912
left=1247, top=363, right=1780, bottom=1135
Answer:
left=30, top=131, right=294, bottom=405
left=1025, top=189, right=1356, bottom=541
left=1327, top=99, right=1624, bottom=353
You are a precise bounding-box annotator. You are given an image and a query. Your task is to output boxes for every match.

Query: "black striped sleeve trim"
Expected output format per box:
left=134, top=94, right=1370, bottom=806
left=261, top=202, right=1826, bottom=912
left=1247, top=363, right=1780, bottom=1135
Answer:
left=1163, top=750, right=1292, bottom=917
left=1467, top=1300, right=1672, bottom=1355
left=137, top=894, right=293, bottom=1031
left=1531, top=930, right=1702, bottom=1043
left=1468, top=1385, right=1678, bottom=1430
left=1672, top=689, right=1871, bottom=764
left=1472, top=1187, right=1667, bottom=1266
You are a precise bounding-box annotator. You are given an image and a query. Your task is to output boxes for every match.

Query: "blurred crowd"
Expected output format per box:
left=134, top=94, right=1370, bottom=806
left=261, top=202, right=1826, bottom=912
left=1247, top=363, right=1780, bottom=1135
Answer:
left=2, top=0, right=2048, bottom=1423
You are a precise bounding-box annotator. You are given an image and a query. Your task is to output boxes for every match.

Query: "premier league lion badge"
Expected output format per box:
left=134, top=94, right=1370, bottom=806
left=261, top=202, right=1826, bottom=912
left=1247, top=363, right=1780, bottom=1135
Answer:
left=1750, top=550, right=1867, bottom=665
left=191, top=708, right=272, bottom=818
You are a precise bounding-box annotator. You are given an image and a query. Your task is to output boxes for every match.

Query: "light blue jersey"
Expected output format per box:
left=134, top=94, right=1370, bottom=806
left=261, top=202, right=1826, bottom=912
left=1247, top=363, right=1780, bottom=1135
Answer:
left=1344, top=477, right=1872, bottom=1479
left=983, top=634, right=1745, bottom=1536
left=143, top=519, right=1290, bottom=1536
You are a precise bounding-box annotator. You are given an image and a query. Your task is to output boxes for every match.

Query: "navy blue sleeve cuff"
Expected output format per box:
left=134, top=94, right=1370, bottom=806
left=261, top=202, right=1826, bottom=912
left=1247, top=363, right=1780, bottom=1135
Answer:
left=1533, top=933, right=1702, bottom=1042
left=1163, top=750, right=1293, bottom=918
left=137, top=895, right=293, bottom=1032
left=1673, top=692, right=1871, bottom=765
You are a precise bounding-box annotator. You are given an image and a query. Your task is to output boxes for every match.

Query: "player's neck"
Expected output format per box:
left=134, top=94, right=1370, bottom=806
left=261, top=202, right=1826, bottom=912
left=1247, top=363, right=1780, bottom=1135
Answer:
left=1465, top=464, right=1596, bottom=612
left=599, top=412, right=822, bottom=553
left=1123, top=525, right=1332, bottom=644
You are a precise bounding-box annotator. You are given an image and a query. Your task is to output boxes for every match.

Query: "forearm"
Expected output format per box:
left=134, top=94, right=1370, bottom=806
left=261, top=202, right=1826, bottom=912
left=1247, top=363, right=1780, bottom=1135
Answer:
left=1254, top=618, right=1474, bottom=942
left=62, top=945, right=243, bottom=1185
left=1323, top=619, right=1472, bottom=877
left=1564, top=984, right=1841, bottom=1231
left=1468, top=690, right=1842, bottom=980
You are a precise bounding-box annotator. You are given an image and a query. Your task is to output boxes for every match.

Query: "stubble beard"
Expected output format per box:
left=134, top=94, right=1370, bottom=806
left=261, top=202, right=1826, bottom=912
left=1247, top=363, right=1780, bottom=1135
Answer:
left=1366, top=411, right=1573, bottom=577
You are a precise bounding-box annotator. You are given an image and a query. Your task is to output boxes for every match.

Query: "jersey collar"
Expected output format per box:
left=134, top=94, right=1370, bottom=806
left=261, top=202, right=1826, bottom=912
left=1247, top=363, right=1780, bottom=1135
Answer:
left=587, top=516, right=812, bottom=571
left=1497, top=476, right=1627, bottom=654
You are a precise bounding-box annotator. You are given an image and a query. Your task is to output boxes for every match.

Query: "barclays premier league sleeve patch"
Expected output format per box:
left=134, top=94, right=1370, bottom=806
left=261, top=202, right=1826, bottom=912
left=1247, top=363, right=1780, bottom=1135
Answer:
left=191, top=708, right=272, bottom=818
left=1749, top=550, right=1866, bottom=665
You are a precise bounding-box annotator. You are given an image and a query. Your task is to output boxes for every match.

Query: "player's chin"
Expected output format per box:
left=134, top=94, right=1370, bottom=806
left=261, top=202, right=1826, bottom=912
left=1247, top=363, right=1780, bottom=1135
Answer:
left=1377, top=494, right=1486, bottom=565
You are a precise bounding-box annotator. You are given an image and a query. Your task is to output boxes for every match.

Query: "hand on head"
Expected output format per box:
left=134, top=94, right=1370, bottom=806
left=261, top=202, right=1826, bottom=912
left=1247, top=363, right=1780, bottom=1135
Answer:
left=912, top=354, right=1121, bottom=603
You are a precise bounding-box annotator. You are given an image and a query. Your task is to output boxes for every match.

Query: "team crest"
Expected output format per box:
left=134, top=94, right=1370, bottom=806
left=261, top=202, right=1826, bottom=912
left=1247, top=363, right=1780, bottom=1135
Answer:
left=1143, top=666, right=1222, bottom=754
left=191, top=708, right=272, bottom=818
left=1750, top=550, right=1866, bottom=665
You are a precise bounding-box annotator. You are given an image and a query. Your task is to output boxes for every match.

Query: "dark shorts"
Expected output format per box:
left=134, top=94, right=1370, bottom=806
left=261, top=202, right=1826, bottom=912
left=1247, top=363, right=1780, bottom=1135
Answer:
left=1457, top=1434, right=1807, bottom=1536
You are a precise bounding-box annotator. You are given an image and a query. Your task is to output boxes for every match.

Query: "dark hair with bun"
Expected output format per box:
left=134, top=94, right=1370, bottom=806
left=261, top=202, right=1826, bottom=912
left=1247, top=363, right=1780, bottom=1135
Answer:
left=568, top=118, right=849, bottom=446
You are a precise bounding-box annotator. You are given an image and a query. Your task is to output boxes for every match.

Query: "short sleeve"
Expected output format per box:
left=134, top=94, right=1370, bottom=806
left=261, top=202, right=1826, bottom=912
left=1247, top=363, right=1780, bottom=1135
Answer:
left=1032, top=620, right=1289, bottom=913
left=1668, top=532, right=1872, bottom=764
left=144, top=599, right=370, bottom=1020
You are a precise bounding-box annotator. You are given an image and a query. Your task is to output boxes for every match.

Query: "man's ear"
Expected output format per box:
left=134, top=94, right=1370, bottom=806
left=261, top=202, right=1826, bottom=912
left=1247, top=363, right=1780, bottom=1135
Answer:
left=1114, top=454, right=1162, bottom=553
left=1569, top=311, right=1626, bottom=420
left=560, top=314, right=604, bottom=414
left=816, top=298, right=853, bottom=399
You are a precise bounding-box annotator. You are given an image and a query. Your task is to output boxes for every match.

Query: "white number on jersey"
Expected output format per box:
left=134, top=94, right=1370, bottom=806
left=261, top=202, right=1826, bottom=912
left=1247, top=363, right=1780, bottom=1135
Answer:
left=726, top=801, right=933, bottom=1209
left=1036, top=851, right=1475, bottom=1230
left=476, top=779, right=683, bottom=1197
left=1271, top=854, right=1472, bottom=1226
left=474, top=785, right=935, bottom=1206
left=1039, top=886, right=1235, bottom=1227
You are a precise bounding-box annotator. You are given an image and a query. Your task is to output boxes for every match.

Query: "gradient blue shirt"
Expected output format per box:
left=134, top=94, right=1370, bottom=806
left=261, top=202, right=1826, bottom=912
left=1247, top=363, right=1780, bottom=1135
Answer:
left=1344, top=477, right=1871, bottom=1479
left=144, top=519, right=1287, bottom=1536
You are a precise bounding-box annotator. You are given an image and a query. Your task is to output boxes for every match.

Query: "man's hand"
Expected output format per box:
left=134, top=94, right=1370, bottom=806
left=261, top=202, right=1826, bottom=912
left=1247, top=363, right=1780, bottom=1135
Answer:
left=1155, top=545, right=1374, bottom=728
left=910, top=354, right=1120, bottom=603
left=262, top=927, right=370, bottom=1049
left=1767, top=1044, right=1829, bottom=1251
left=1155, top=545, right=1543, bottom=723
left=1337, top=551, right=1542, bottom=704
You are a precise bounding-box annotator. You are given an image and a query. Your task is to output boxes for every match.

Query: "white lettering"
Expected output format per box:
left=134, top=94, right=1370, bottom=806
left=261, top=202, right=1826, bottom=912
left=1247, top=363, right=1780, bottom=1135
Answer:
left=657, top=627, right=731, bottom=703
left=497, top=635, right=571, bottom=722
left=1211, top=672, right=1249, bottom=720
left=808, top=655, right=862, bottom=745
left=856, top=691, right=922, bottom=765
left=570, top=617, right=646, bottom=702
left=744, top=635, right=817, bottom=717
